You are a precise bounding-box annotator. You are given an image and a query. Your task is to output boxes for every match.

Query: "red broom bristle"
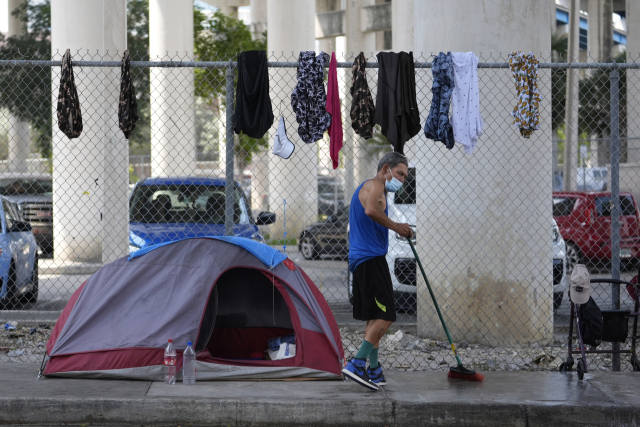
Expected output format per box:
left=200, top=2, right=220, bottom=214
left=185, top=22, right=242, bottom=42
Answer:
left=447, top=370, right=485, bottom=382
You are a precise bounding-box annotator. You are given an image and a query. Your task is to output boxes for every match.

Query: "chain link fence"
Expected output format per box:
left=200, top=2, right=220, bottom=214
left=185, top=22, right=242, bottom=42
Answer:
left=0, top=50, right=639, bottom=374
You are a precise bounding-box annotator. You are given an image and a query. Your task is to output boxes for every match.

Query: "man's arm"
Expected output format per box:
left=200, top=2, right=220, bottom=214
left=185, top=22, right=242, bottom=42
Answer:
left=362, top=181, right=413, bottom=238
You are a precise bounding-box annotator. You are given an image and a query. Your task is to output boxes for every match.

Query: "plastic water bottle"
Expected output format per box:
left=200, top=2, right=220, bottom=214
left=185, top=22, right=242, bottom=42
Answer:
left=183, top=341, right=196, bottom=385
left=164, top=339, right=176, bottom=385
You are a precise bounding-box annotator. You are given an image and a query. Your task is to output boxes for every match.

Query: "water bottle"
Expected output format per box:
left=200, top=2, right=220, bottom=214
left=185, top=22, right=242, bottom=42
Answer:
left=164, top=339, right=176, bottom=385
left=183, top=341, right=196, bottom=385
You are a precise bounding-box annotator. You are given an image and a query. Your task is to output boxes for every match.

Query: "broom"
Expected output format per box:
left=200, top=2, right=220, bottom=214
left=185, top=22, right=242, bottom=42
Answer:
left=406, top=237, right=484, bottom=382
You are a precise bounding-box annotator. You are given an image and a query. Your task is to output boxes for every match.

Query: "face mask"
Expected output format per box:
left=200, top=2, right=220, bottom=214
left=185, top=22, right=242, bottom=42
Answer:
left=385, top=171, right=403, bottom=192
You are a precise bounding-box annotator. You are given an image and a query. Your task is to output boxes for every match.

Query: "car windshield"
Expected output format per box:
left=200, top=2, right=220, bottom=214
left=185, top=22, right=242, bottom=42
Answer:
left=394, top=167, right=416, bottom=205
left=595, top=196, right=637, bottom=217
left=0, top=178, right=52, bottom=196
left=552, top=197, right=577, bottom=216
left=593, top=170, right=607, bottom=179
left=129, top=184, right=250, bottom=224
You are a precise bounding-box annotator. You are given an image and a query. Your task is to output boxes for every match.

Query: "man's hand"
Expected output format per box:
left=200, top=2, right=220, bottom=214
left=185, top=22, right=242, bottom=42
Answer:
left=395, top=223, right=413, bottom=239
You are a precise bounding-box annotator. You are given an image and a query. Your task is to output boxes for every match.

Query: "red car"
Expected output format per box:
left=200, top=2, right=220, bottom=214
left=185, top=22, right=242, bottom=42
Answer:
left=552, top=191, right=640, bottom=272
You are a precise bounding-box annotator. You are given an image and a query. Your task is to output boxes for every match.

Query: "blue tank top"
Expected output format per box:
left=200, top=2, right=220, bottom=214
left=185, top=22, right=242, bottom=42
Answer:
left=348, top=181, right=389, bottom=273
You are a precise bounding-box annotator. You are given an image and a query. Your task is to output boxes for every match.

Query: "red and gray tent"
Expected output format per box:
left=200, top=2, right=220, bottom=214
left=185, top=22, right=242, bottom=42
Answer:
left=43, top=237, right=345, bottom=380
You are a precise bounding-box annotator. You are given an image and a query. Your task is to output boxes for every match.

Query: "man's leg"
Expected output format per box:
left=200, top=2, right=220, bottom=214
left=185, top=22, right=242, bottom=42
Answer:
left=364, top=319, right=393, bottom=347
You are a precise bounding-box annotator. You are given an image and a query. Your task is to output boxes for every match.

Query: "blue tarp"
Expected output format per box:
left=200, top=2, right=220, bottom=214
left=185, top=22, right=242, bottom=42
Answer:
left=128, top=236, right=288, bottom=268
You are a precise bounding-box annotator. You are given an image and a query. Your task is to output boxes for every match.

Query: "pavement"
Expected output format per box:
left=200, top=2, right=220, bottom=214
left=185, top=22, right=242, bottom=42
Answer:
left=1, top=363, right=640, bottom=426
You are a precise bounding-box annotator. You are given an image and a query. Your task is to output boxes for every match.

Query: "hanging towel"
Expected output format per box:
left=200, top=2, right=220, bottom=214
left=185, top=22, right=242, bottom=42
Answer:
left=508, top=52, right=540, bottom=138
left=424, top=52, right=455, bottom=149
left=291, top=51, right=332, bottom=144
left=57, top=49, right=83, bottom=139
left=450, top=52, right=483, bottom=154
left=375, top=51, right=420, bottom=154
left=326, top=52, right=343, bottom=170
left=233, top=50, right=274, bottom=139
left=118, top=50, right=138, bottom=139
left=350, top=52, right=375, bottom=139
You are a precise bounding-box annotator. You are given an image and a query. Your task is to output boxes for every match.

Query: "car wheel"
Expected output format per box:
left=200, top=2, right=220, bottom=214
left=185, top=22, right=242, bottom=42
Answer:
left=300, top=235, right=320, bottom=260
left=565, top=242, right=582, bottom=275
left=553, top=291, right=563, bottom=311
left=0, top=262, right=17, bottom=310
left=21, top=252, right=38, bottom=304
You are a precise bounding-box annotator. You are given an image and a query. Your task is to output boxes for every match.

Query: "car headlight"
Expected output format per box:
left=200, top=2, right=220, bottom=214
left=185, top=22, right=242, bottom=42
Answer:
left=129, top=244, right=141, bottom=254
left=552, top=226, right=560, bottom=244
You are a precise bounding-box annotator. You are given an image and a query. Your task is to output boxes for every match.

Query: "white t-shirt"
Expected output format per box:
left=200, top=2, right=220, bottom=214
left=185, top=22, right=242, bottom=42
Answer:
left=450, top=52, right=483, bottom=154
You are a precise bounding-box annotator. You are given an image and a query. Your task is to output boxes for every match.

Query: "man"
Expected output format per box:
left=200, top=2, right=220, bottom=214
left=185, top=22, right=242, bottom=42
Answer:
left=342, top=152, right=413, bottom=391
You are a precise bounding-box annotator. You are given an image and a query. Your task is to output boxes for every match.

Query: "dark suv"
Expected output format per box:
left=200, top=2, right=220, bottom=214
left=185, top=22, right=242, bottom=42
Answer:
left=553, top=191, right=640, bottom=272
left=0, top=174, right=53, bottom=256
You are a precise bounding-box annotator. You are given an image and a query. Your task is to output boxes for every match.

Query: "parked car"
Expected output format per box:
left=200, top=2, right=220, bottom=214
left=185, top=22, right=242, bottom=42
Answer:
left=128, top=177, right=276, bottom=252
left=552, top=219, right=568, bottom=310
left=0, top=173, right=53, bottom=256
left=318, top=176, right=345, bottom=216
left=0, top=197, right=39, bottom=309
left=298, top=205, right=349, bottom=260
left=553, top=191, right=640, bottom=273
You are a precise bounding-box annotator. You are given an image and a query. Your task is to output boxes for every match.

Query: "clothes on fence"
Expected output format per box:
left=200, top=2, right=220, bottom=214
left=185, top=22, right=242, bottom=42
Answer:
left=450, top=52, right=483, bottom=154
left=291, top=51, right=332, bottom=144
left=272, top=117, right=295, bottom=159
left=375, top=51, right=420, bottom=155
left=424, top=52, right=455, bottom=149
left=350, top=52, right=376, bottom=139
left=118, top=50, right=138, bottom=139
left=232, top=50, right=274, bottom=139
left=57, top=49, right=83, bottom=139
left=508, top=52, right=540, bottom=138
left=326, top=52, right=343, bottom=170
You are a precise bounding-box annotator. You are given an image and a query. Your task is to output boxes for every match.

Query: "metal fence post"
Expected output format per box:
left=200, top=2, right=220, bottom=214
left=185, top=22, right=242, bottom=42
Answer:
left=610, top=65, right=621, bottom=371
left=225, top=62, right=235, bottom=237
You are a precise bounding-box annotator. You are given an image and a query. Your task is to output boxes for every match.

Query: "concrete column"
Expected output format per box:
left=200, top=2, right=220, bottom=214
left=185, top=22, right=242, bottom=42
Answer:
left=250, top=0, right=267, bottom=40
left=564, top=0, right=580, bottom=189
left=345, top=0, right=375, bottom=198
left=627, top=0, right=640, bottom=164
left=267, top=0, right=317, bottom=239
left=149, top=0, right=196, bottom=177
left=588, top=0, right=613, bottom=61
left=413, top=0, right=553, bottom=346
left=391, top=0, right=413, bottom=52
left=7, top=0, right=30, bottom=173
left=51, top=0, right=128, bottom=263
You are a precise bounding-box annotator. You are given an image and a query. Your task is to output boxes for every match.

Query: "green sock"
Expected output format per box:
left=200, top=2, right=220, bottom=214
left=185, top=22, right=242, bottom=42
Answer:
left=355, top=339, right=374, bottom=360
left=369, top=348, right=379, bottom=368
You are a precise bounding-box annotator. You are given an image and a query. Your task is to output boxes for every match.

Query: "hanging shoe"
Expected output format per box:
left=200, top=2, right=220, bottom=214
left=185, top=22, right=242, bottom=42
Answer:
left=367, top=364, right=386, bottom=386
left=342, top=358, right=378, bottom=391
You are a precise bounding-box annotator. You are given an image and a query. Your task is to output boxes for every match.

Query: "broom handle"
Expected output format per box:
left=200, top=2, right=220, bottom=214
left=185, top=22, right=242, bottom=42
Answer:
left=406, top=237, right=463, bottom=367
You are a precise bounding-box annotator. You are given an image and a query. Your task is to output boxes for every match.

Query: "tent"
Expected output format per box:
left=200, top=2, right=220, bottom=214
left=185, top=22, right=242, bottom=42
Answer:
left=43, top=237, right=345, bottom=380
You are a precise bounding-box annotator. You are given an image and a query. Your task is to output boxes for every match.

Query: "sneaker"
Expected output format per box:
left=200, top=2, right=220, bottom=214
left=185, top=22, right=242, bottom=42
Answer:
left=342, top=358, right=378, bottom=391
left=367, top=364, right=386, bottom=386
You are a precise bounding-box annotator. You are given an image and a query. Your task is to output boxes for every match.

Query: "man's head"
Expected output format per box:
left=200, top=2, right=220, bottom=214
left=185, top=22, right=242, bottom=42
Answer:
left=377, top=152, right=409, bottom=184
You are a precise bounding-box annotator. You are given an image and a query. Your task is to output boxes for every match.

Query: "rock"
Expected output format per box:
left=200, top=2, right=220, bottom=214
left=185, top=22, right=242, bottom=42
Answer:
left=508, top=364, right=520, bottom=371
left=458, top=341, right=469, bottom=349
left=531, top=354, right=561, bottom=368
left=388, top=330, right=404, bottom=343
left=8, top=350, right=24, bottom=357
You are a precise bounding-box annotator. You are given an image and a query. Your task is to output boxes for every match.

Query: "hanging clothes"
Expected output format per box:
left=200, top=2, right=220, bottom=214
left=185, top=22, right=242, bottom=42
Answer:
left=424, top=52, right=455, bottom=149
left=508, top=52, right=540, bottom=138
left=272, top=117, right=295, bottom=159
left=291, top=51, right=332, bottom=144
left=450, top=52, right=483, bottom=154
left=232, top=50, right=274, bottom=139
left=350, top=52, right=376, bottom=140
left=57, top=49, right=83, bottom=139
left=118, top=50, right=138, bottom=139
left=326, top=52, right=343, bottom=170
left=375, top=51, right=420, bottom=155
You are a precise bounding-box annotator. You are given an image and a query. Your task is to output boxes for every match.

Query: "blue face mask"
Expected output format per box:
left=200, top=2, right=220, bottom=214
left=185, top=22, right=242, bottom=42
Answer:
left=385, top=171, right=403, bottom=192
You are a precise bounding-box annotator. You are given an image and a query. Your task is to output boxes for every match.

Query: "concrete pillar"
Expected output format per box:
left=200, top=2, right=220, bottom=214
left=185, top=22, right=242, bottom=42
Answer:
left=391, top=0, right=413, bottom=52
left=149, top=0, right=196, bottom=177
left=250, top=0, right=267, bottom=40
left=345, top=0, right=375, bottom=198
left=588, top=0, right=614, bottom=61
left=267, top=0, right=317, bottom=238
left=627, top=0, right=640, bottom=164
left=7, top=0, right=30, bottom=173
left=564, top=0, right=580, bottom=189
left=413, top=0, right=553, bottom=345
left=51, top=0, right=128, bottom=263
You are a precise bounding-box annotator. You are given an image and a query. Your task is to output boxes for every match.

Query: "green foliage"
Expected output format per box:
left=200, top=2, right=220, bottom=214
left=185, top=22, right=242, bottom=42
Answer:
left=0, top=0, right=52, bottom=158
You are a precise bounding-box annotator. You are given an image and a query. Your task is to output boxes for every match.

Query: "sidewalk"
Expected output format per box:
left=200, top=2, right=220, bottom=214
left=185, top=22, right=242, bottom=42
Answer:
left=1, top=363, right=639, bottom=426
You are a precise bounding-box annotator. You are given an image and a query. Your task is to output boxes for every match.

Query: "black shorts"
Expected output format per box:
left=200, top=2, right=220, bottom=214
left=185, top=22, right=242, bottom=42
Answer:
left=352, top=255, right=396, bottom=322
